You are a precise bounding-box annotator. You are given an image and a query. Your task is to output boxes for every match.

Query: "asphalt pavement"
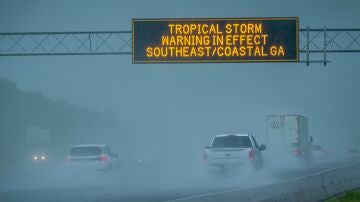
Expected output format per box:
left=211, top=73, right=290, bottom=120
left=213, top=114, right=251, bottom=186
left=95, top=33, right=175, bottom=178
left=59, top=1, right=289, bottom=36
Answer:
left=0, top=160, right=353, bottom=202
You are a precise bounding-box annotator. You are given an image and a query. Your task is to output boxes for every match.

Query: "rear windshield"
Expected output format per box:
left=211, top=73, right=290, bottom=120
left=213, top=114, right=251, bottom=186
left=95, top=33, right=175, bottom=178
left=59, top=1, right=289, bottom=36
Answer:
left=290, top=143, right=299, bottom=148
left=310, top=145, right=323, bottom=151
left=70, top=146, right=102, bottom=156
left=212, top=135, right=252, bottom=148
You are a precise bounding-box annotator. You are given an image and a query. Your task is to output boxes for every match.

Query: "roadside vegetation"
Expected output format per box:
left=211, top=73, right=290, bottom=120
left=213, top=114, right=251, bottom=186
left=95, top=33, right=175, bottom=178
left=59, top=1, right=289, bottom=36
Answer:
left=327, top=190, right=360, bottom=202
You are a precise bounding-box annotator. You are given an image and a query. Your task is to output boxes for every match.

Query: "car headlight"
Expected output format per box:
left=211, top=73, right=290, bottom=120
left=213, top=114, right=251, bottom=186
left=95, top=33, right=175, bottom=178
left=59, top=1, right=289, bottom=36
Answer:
left=33, top=156, right=38, bottom=160
left=41, top=156, right=46, bottom=160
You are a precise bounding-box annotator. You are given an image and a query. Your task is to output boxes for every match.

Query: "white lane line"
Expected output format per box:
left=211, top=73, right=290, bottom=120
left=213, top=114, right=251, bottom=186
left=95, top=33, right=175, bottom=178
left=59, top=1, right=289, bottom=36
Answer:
left=163, top=162, right=360, bottom=202
left=275, top=162, right=359, bottom=182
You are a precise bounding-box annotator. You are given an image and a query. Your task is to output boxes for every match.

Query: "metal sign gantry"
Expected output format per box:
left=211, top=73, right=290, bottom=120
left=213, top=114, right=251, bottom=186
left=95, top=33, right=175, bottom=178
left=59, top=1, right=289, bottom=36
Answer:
left=300, top=27, right=360, bottom=66
left=0, top=31, right=132, bottom=56
left=0, top=27, right=359, bottom=66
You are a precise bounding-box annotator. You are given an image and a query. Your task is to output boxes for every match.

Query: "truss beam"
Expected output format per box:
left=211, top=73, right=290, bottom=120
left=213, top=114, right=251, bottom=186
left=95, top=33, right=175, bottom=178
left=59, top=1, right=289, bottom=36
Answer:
left=0, top=28, right=359, bottom=66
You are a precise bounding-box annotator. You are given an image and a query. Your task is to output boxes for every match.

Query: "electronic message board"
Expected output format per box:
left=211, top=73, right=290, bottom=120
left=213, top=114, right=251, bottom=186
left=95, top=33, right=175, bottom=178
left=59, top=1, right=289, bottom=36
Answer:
left=132, top=17, right=298, bottom=63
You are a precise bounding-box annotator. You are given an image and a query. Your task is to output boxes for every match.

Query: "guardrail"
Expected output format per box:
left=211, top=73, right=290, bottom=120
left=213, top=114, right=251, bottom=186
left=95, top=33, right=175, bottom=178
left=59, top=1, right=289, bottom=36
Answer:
left=263, top=163, right=360, bottom=201
left=165, top=163, right=360, bottom=202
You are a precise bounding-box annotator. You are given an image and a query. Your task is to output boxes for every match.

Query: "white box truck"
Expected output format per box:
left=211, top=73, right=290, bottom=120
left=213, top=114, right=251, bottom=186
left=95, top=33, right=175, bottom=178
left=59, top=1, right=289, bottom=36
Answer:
left=266, top=114, right=312, bottom=162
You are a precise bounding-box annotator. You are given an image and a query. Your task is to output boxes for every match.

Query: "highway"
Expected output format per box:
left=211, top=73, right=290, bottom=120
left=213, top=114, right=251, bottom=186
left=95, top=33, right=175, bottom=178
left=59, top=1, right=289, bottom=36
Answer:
left=0, top=160, right=355, bottom=202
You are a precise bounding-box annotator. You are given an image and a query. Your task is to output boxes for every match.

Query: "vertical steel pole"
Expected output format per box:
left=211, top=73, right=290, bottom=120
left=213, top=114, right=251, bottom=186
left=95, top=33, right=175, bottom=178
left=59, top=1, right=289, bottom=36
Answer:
left=306, top=26, right=309, bottom=66
left=89, top=33, right=92, bottom=53
left=324, top=26, right=327, bottom=66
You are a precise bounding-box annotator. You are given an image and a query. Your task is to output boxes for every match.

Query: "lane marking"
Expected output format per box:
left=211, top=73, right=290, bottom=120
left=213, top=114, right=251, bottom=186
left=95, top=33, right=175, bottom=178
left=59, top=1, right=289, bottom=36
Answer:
left=164, top=162, right=360, bottom=202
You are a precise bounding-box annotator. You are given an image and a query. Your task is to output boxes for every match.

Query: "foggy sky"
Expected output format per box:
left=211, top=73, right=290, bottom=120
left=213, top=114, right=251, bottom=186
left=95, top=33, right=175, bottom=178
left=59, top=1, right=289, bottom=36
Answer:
left=0, top=0, right=359, bottom=152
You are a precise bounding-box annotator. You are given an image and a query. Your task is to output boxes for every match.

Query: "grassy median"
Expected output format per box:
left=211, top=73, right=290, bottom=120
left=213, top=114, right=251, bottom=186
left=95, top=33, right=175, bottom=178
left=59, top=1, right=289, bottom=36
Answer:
left=327, top=190, right=360, bottom=202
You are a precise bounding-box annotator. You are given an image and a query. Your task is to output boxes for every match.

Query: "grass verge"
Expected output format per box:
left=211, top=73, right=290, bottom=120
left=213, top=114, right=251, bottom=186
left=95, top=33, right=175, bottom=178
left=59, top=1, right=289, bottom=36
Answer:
left=327, top=189, right=360, bottom=202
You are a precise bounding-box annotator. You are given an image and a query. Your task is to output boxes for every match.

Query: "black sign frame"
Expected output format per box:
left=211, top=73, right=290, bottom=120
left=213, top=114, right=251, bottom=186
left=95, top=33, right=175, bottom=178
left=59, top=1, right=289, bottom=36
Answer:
left=132, top=17, right=299, bottom=63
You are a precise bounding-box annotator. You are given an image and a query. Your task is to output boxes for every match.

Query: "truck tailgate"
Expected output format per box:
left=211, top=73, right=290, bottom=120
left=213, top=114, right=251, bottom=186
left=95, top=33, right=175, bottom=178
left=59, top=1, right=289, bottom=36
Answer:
left=207, top=148, right=250, bottom=162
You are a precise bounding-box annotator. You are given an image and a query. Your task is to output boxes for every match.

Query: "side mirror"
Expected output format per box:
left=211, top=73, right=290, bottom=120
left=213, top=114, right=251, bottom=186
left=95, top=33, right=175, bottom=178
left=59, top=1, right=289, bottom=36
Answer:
left=310, top=136, right=313, bottom=143
left=260, top=144, right=266, bottom=151
left=205, top=146, right=211, bottom=149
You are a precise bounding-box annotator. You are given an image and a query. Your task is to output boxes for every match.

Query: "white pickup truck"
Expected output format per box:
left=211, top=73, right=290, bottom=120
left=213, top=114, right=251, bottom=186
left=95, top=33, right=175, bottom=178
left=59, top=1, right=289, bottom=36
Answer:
left=203, top=134, right=266, bottom=171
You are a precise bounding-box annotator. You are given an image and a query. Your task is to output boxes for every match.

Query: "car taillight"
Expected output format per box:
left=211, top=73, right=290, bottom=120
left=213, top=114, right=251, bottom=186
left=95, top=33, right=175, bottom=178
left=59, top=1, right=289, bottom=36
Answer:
left=65, top=155, right=71, bottom=163
left=292, top=149, right=300, bottom=156
left=203, top=152, right=208, bottom=161
left=99, top=154, right=108, bottom=161
left=248, top=150, right=255, bottom=160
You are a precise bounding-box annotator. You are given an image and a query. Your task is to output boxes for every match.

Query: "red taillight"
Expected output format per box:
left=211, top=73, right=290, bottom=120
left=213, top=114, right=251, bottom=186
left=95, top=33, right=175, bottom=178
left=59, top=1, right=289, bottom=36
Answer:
left=248, top=150, right=255, bottom=160
left=99, top=154, right=108, bottom=161
left=203, top=152, right=208, bottom=161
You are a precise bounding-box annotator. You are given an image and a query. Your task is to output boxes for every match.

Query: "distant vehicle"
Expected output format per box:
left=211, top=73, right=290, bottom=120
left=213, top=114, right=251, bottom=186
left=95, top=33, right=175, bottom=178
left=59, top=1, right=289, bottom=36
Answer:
left=32, top=153, right=48, bottom=162
left=310, top=144, right=331, bottom=161
left=266, top=114, right=313, bottom=163
left=65, top=144, right=119, bottom=172
left=203, top=134, right=265, bottom=171
left=347, top=149, right=360, bottom=161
